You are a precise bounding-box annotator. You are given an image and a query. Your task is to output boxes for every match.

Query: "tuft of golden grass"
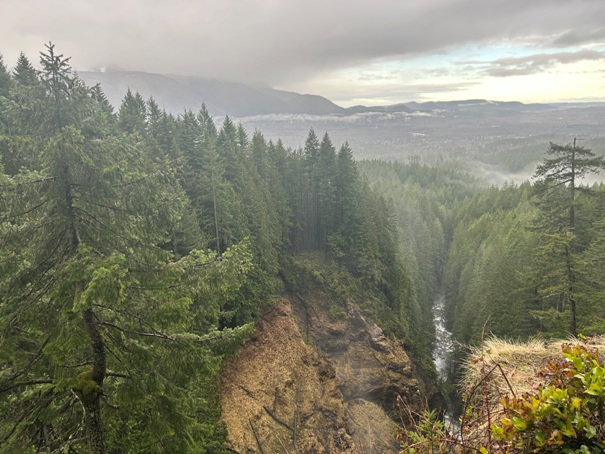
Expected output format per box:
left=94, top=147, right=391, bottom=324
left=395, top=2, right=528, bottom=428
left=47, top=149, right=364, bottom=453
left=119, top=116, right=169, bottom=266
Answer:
left=461, top=336, right=605, bottom=398
left=457, top=335, right=605, bottom=450
left=461, top=337, right=551, bottom=398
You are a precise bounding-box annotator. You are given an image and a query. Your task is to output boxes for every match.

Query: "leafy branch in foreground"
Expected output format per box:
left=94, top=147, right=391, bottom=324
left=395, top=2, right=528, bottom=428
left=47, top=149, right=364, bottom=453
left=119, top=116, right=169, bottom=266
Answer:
left=0, top=44, right=253, bottom=453
left=493, top=340, right=605, bottom=453
left=400, top=338, right=605, bottom=453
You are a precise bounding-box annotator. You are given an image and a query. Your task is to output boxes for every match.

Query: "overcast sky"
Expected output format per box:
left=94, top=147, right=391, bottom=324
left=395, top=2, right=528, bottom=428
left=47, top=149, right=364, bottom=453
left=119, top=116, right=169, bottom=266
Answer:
left=2, top=0, right=605, bottom=106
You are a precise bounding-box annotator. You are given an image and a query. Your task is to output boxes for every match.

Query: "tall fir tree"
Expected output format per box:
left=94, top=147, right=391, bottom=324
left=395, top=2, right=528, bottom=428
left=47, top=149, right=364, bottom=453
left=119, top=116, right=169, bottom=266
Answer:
left=532, top=141, right=605, bottom=336
left=0, top=47, right=252, bottom=453
left=117, top=89, right=147, bottom=134
left=12, top=52, right=39, bottom=86
left=302, top=128, right=320, bottom=249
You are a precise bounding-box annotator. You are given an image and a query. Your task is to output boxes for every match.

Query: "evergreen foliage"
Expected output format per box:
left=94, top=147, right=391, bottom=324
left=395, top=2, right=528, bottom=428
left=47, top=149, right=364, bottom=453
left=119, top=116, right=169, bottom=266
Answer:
left=360, top=159, right=477, bottom=358
left=531, top=142, right=605, bottom=336
left=6, top=45, right=603, bottom=453
left=0, top=45, right=253, bottom=453
left=0, top=46, right=421, bottom=452
left=361, top=154, right=605, bottom=347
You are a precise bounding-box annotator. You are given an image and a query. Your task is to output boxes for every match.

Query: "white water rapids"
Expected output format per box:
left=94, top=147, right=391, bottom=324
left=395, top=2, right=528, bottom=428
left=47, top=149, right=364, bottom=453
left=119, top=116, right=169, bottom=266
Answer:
left=432, top=294, right=455, bottom=379
left=432, top=294, right=460, bottom=432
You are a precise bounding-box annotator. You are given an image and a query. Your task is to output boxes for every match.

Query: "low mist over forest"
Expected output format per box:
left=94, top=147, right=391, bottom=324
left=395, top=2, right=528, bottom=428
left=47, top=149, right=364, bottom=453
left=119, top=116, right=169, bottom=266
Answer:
left=79, top=69, right=605, bottom=183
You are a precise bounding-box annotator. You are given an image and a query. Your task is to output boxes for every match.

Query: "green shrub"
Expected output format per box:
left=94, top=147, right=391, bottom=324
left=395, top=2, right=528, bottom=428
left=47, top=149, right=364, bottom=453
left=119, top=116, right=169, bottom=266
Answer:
left=492, top=340, right=605, bottom=453
left=328, top=304, right=347, bottom=322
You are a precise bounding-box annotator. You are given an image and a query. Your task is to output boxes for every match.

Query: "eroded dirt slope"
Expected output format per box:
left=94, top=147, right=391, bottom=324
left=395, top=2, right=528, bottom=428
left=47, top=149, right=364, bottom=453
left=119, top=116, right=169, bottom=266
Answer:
left=220, top=292, right=428, bottom=453
left=220, top=300, right=353, bottom=453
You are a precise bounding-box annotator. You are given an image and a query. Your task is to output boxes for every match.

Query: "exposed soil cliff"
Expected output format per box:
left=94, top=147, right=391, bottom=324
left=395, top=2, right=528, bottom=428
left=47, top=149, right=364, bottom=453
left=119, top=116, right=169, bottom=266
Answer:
left=220, top=299, right=353, bottom=453
left=292, top=290, right=423, bottom=453
left=220, top=288, right=434, bottom=453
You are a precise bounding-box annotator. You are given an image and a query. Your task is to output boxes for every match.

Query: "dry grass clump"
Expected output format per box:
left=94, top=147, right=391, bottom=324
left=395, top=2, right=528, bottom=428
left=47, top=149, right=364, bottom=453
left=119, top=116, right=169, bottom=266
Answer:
left=461, top=337, right=553, bottom=398
left=462, top=336, right=605, bottom=398
left=458, top=335, right=605, bottom=449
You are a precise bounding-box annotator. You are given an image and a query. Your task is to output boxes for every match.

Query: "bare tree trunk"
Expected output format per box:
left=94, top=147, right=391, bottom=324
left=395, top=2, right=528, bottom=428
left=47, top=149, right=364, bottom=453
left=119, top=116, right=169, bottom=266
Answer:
left=568, top=142, right=577, bottom=336
left=81, top=308, right=107, bottom=454
left=566, top=250, right=577, bottom=337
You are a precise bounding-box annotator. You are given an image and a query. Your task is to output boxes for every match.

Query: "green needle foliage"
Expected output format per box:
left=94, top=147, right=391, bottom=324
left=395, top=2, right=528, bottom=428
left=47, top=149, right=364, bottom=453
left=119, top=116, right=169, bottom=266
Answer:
left=0, top=44, right=252, bottom=453
left=1, top=44, right=427, bottom=452
left=531, top=142, right=605, bottom=337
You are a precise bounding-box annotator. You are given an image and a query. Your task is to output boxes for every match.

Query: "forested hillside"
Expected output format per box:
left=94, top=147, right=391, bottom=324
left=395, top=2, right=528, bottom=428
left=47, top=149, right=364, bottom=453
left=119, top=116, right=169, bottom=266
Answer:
left=361, top=155, right=605, bottom=346
left=0, top=46, right=435, bottom=453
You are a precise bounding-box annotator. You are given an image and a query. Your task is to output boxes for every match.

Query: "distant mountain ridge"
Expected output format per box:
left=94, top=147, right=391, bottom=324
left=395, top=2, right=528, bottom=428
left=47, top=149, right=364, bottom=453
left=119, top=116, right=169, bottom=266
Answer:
left=79, top=70, right=571, bottom=118
left=405, top=99, right=551, bottom=111
left=78, top=70, right=345, bottom=117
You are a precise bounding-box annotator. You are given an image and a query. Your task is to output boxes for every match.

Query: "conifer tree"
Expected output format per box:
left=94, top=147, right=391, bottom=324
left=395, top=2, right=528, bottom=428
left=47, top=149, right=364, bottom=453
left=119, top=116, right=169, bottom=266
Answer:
left=0, top=47, right=252, bottom=453
left=331, top=142, right=361, bottom=260
left=146, top=96, right=162, bottom=128
left=317, top=132, right=336, bottom=251
left=90, top=83, right=114, bottom=116
left=303, top=128, right=320, bottom=249
left=118, top=89, right=147, bottom=134
left=12, top=52, right=39, bottom=86
left=39, top=42, right=74, bottom=131
left=580, top=214, right=605, bottom=331
left=0, top=55, right=11, bottom=97
left=0, top=55, right=14, bottom=173
left=282, top=143, right=305, bottom=250
left=253, top=133, right=291, bottom=253
left=216, top=116, right=239, bottom=178
left=532, top=141, right=605, bottom=336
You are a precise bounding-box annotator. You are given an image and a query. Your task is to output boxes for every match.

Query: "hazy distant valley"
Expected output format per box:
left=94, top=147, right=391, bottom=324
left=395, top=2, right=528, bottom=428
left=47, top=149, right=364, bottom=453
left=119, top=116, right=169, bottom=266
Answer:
left=238, top=102, right=605, bottom=183
left=81, top=70, right=605, bottom=183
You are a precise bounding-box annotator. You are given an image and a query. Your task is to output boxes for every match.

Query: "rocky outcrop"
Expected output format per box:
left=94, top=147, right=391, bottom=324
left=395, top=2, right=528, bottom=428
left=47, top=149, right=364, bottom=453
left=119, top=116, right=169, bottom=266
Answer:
left=219, top=291, right=427, bottom=453
left=292, top=291, right=422, bottom=453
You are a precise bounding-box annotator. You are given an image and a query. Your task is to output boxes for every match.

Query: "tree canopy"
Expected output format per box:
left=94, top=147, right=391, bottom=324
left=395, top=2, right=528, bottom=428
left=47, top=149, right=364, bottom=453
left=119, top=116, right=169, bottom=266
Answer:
left=0, top=45, right=421, bottom=452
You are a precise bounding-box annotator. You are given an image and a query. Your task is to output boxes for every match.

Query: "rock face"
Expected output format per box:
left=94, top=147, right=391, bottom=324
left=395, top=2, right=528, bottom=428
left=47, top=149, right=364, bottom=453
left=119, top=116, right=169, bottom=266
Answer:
left=293, top=292, right=423, bottom=453
left=220, top=291, right=426, bottom=453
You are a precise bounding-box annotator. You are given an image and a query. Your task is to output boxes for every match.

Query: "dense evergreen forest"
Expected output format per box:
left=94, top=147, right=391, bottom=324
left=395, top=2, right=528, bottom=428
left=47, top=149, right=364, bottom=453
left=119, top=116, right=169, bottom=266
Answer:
left=361, top=153, right=605, bottom=346
left=2, top=45, right=605, bottom=453
left=0, top=45, right=437, bottom=453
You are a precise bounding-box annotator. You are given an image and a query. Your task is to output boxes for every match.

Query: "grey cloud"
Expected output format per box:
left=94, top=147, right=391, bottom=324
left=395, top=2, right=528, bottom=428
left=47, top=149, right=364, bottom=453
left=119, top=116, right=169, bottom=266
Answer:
left=423, top=68, right=455, bottom=78
left=357, top=69, right=407, bottom=82
left=482, top=49, right=605, bottom=77
left=328, top=81, right=479, bottom=106
left=552, top=28, right=605, bottom=47
left=404, top=81, right=478, bottom=94
left=1, top=0, right=605, bottom=86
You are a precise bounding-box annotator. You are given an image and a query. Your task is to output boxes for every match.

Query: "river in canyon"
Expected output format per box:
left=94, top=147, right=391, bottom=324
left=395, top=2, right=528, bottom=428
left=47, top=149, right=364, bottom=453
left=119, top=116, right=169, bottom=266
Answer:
left=431, top=293, right=459, bottom=430
left=432, top=294, right=455, bottom=379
